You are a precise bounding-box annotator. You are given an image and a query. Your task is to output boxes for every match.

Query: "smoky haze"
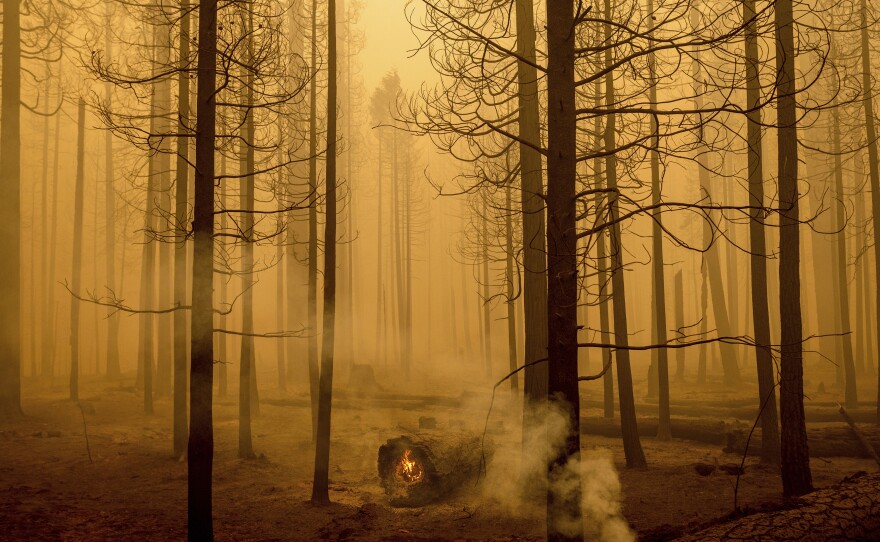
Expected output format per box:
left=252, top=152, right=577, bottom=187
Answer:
left=1, top=0, right=880, bottom=540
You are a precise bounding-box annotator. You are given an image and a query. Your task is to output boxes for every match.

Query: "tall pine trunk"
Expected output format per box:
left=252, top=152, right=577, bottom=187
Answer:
left=238, top=6, right=256, bottom=459
left=605, top=0, right=646, bottom=469
left=744, top=0, right=780, bottom=465
left=0, top=0, right=22, bottom=417
left=156, top=19, right=174, bottom=397
left=69, top=100, right=86, bottom=402
left=776, top=0, right=812, bottom=496
left=188, top=0, right=218, bottom=534
left=173, top=0, right=192, bottom=458
left=545, top=1, right=583, bottom=538
left=691, top=4, right=739, bottom=385
left=859, top=0, right=880, bottom=424
left=830, top=86, right=857, bottom=408
left=506, top=183, right=518, bottom=391
left=647, top=0, right=671, bottom=440
left=104, top=9, right=121, bottom=379
left=515, top=0, right=549, bottom=481
left=312, top=0, right=338, bottom=505
left=307, top=0, right=320, bottom=440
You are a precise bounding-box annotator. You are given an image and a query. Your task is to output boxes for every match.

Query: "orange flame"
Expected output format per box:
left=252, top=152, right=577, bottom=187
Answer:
left=397, top=449, right=423, bottom=483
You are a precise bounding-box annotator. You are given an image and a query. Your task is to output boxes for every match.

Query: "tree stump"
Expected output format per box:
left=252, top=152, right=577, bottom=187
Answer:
left=674, top=472, right=880, bottom=541
left=377, top=433, right=486, bottom=507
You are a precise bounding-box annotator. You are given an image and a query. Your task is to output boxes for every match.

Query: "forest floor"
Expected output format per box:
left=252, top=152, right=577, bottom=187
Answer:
left=1, top=371, right=878, bottom=541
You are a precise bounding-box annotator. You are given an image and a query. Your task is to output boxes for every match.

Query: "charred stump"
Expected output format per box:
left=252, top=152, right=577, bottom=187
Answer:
left=377, top=433, right=486, bottom=507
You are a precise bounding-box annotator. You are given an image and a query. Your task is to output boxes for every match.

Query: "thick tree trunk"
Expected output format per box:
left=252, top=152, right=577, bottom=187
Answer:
left=312, top=0, right=338, bottom=505
left=545, top=1, right=584, bottom=538
left=69, top=100, right=86, bottom=402
left=0, top=0, right=22, bottom=417
left=744, top=0, right=780, bottom=465
left=173, top=1, right=191, bottom=459
left=859, top=0, right=880, bottom=425
left=187, top=0, right=218, bottom=535
left=776, top=0, right=812, bottom=497
left=515, top=0, right=549, bottom=460
left=605, top=0, right=646, bottom=470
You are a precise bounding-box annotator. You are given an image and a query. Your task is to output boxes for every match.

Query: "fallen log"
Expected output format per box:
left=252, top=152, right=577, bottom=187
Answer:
left=377, top=432, right=486, bottom=507
left=838, top=404, right=880, bottom=468
left=673, top=472, right=880, bottom=541
left=584, top=401, right=877, bottom=424
left=725, top=425, right=880, bottom=459
left=581, top=416, right=744, bottom=446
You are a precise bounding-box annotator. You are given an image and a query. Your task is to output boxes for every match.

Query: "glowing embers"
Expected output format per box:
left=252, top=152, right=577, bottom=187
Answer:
left=396, top=449, right=424, bottom=484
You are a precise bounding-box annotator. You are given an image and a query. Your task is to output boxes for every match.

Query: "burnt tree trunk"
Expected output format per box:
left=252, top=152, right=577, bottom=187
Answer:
left=546, top=1, right=584, bottom=539
left=69, top=99, right=86, bottom=402
left=311, top=0, right=338, bottom=505
left=0, top=0, right=22, bottom=418
left=744, top=0, right=780, bottom=465
left=776, top=0, right=813, bottom=497
left=187, top=0, right=218, bottom=535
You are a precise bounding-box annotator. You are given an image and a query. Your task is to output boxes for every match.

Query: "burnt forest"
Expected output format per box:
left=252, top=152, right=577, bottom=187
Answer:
left=1, top=0, right=880, bottom=540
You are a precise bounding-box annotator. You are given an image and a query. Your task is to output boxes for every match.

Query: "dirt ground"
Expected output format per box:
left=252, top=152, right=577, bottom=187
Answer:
left=2, top=372, right=877, bottom=541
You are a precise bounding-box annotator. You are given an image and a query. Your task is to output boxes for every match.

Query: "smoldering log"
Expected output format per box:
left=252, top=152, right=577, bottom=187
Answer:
left=673, top=472, right=880, bottom=541
left=377, top=433, right=488, bottom=507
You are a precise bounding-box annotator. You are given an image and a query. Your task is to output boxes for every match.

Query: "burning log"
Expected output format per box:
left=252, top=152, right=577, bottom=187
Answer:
left=377, top=433, right=487, bottom=506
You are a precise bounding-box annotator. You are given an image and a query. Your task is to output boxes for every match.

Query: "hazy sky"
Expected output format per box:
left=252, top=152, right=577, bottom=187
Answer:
left=359, top=0, right=436, bottom=93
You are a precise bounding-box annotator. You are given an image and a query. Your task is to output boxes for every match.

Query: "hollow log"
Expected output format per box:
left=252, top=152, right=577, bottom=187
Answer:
left=673, top=472, right=880, bottom=541
left=725, top=425, right=880, bottom=459
left=377, top=432, right=487, bottom=507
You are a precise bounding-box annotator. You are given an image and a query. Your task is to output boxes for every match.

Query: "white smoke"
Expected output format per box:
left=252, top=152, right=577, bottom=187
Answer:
left=481, top=398, right=635, bottom=542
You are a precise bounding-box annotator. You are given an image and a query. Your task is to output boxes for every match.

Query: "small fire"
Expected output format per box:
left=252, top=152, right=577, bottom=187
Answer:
left=396, top=449, right=423, bottom=483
